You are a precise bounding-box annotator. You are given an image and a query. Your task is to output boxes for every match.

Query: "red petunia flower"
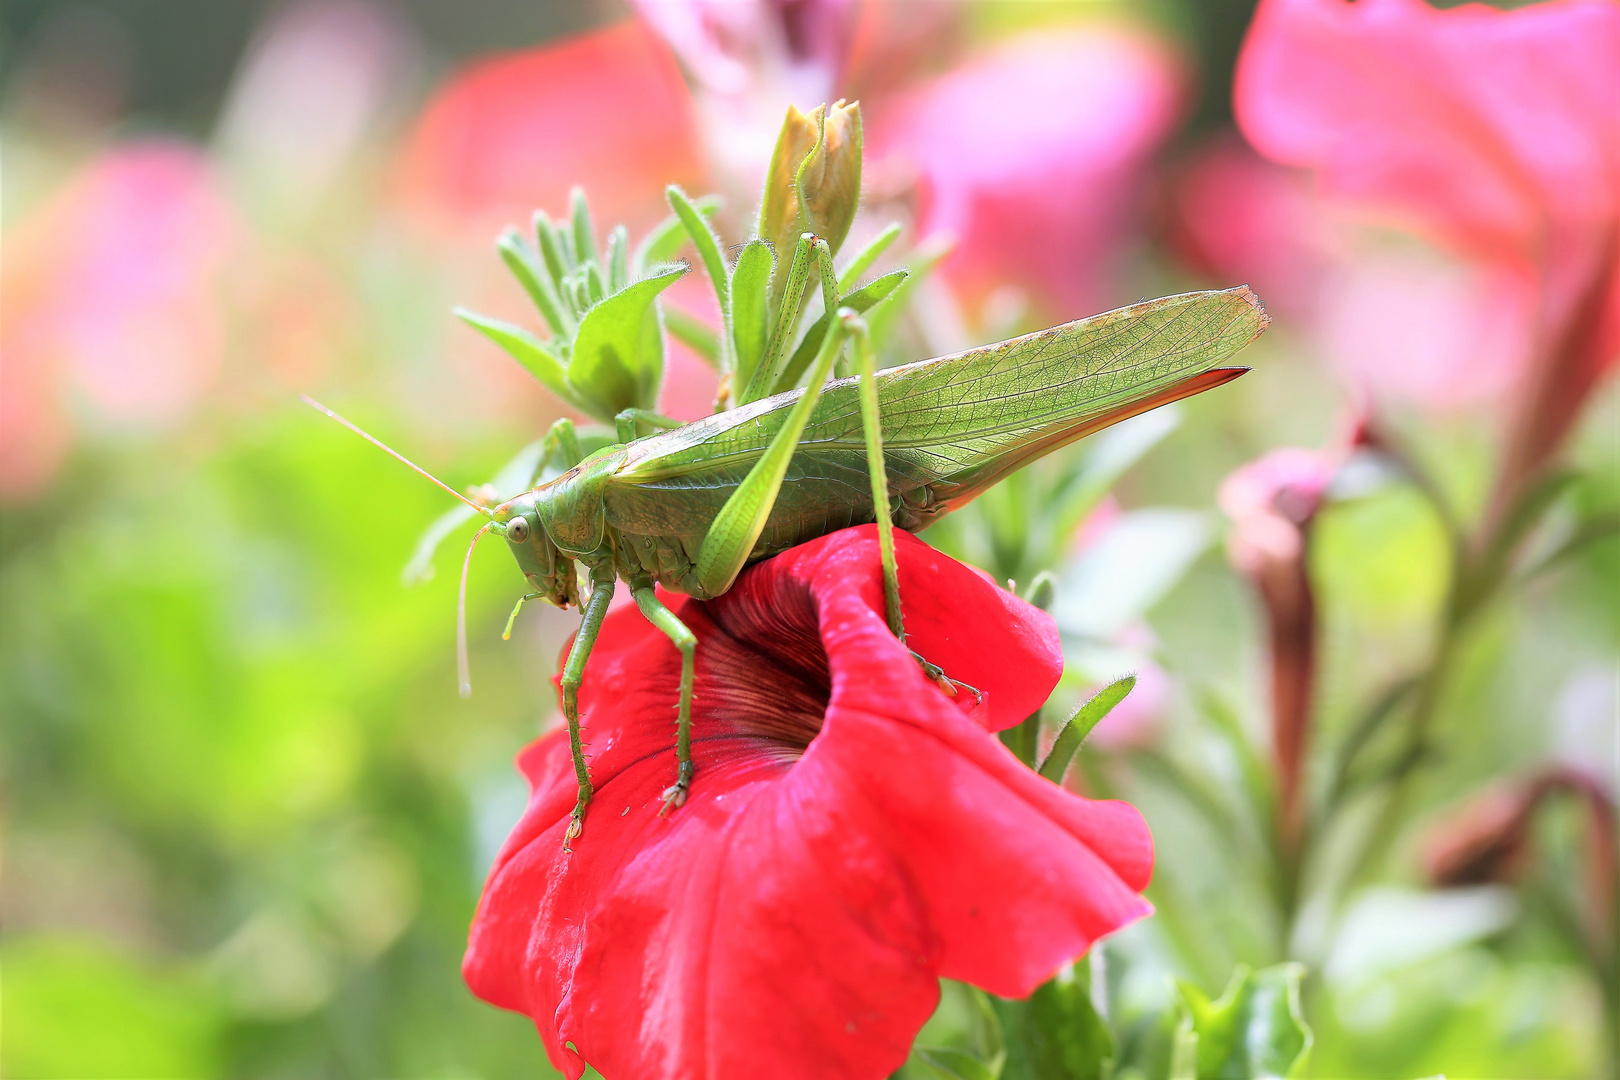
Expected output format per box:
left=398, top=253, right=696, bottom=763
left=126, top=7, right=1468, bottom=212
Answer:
left=464, top=526, right=1154, bottom=1078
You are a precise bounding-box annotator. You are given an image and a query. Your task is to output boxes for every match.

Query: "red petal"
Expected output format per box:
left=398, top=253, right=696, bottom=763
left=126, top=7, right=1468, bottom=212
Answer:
left=465, top=528, right=1152, bottom=1079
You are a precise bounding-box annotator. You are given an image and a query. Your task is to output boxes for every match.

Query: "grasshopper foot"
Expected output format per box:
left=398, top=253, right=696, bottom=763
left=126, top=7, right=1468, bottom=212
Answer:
left=910, top=649, right=985, bottom=706
left=658, top=760, right=695, bottom=817
left=563, top=785, right=591, bottom=852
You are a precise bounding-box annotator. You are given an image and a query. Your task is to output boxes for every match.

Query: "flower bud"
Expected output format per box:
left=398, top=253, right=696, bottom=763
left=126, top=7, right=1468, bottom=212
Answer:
left=758, top=100, right=863, bottom=261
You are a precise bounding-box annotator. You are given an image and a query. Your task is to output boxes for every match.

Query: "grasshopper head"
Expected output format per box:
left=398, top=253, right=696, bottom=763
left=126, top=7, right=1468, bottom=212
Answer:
left=493, top=493, right=579, bottom=608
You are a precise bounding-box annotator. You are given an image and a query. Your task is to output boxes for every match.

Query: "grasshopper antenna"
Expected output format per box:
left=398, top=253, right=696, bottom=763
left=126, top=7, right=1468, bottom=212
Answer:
left=457, top=522, right=496, bottom=698
left=301, top=395, right=490, bottom=515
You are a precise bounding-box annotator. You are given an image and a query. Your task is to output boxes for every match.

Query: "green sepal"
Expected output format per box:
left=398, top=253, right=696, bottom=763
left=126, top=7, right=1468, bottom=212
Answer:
left=497, top=228, right=572, bottom=339
left=634, top=194, right=722, bottom=273
left=837, top=221, right=902, bottom=293
left=667, top=185, right=732, bottom=372
left=570, top=187, right=598, bottom=269
left=606, top=225, right=629, bottom=293
left=584, top=262, right=607, bottom=307
left=730, top=239, right=774, bottom=393
left=664, top=307, right=721, bottom=370
left=1038, top=675, right=1136, bottom=782
left=1175, top=963, right=1312, bottom=1080
left=568, top=264, right=687, bottom=421
left=454, top=307, right=586, bottom=415
left=772, top=268, right=907, bottom=394
left=533, top=210, right=572, bottom=284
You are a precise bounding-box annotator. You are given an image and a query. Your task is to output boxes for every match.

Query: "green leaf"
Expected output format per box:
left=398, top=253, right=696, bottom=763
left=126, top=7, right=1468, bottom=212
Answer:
left=497, top=228, right=572, bottom=339
left=910, top=983, right=1007, bottom=1080
left=533, top=209, right=572, bottom=283
left=454, top=307, right=586, bottom=414
left=914, top=1048, right=1004, bottom=1080
left=570, top=187, right=598, bottom=268
left=569, top=265, right=686, bottom=421
left=731, top=239, right=774, bottom=392
left=633, top=194, right=722, bottom=272
left=667, top=185, right=732, bottom=372
left=1038, top=675, right=1135, bottom=781
left=772, top=267, right=908, bottom=393
left=664, top=307, right=721, bottom=370
left=584, top=261, right=607, bottom=306
left=1176, top=963, right=1312, bottom=1079
left=837, top=221, right=902, bottom=292
left=995, top=960, right=1114, bottom=1080
left=605, top=225, right=629, bottom=292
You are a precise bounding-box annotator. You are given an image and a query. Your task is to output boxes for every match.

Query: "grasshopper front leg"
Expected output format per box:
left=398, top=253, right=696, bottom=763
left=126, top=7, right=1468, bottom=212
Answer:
left=841, top=311, right=904, bottom=642
left=693, top=281, right=851, bottom=597
left=559, top=562, right=617, bottom=851
left=627, top=576, right=697, bottom=814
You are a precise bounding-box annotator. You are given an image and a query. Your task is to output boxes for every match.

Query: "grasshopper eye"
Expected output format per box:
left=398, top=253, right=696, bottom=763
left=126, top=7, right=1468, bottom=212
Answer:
left=506, top=516, right=531, bottom=543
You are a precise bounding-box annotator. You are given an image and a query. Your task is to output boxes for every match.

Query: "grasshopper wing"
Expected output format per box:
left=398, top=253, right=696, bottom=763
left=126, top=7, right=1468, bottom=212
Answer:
left=608, top=286, right=1268, bottom=540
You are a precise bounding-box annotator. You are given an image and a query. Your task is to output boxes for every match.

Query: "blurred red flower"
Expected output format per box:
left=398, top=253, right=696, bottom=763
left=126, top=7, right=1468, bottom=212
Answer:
left=396, top=19, right=705, bottom=234
left=1234, top=0, right=1619, bottom=491
left=0, top=140, right=239, bottom=497
left=872, top=24, right=1186, bottom=324
left=464, top=526, right=1153, bottom=1079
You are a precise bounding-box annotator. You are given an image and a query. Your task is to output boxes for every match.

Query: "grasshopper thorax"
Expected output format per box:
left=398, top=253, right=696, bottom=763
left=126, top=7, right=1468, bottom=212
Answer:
left=493, top=492, right=578, bottom=608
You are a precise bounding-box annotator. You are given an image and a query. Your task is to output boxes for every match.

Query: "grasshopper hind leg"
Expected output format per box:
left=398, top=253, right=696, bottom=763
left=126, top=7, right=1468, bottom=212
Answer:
left=629, top=578, right=697, bottom=815
left=844, top=312, right=983, bottom=702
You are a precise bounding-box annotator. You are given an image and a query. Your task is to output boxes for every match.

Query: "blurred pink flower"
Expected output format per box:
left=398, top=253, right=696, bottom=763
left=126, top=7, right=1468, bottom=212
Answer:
left=1170, top=139, right=1538, bottom=409
left=1, top=140, right=239, bottom=497
left=1219, top=442, right=1344, bottom=852
left=1219, top=446, right=1336, bottom=572
left=1167, top=137, right=1331, bottom=322
left=1234, top=0, right=1619, bottom=489
left=1237, top=0, right=1618, bottom=287
left=872, top=24, right=1186, bottom=323
left=216, top=0, right=413, bottom=218
left=396, top=20, right=705, bottom=236
left=629, top=0, right=861, bottom=222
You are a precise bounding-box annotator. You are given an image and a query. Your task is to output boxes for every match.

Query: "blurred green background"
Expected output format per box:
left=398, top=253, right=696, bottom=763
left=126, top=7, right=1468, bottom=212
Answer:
left=2, top=0, right=1614, bottom=1077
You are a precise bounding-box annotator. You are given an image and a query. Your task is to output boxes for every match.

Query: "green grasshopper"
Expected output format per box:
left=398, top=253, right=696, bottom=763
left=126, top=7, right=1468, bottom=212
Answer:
left=308, top=105, right=1267, bottom=847
left=307, top=275, right=1267, bottom=847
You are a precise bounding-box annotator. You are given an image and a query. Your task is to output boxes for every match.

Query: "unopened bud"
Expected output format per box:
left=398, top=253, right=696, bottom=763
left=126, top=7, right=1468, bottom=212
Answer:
left=758, top=100, right=863, bottom=262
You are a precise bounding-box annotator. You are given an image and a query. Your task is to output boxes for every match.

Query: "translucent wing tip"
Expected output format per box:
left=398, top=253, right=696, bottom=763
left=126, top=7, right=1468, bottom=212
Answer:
left=1232, top=284, right=1271, bottom=337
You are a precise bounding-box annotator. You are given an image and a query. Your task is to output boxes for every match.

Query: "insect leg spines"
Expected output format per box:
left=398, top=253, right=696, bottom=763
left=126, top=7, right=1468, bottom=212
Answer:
left=560, top=563, right=617, bottom=850
left=628, top=579, right=698, bottom=815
